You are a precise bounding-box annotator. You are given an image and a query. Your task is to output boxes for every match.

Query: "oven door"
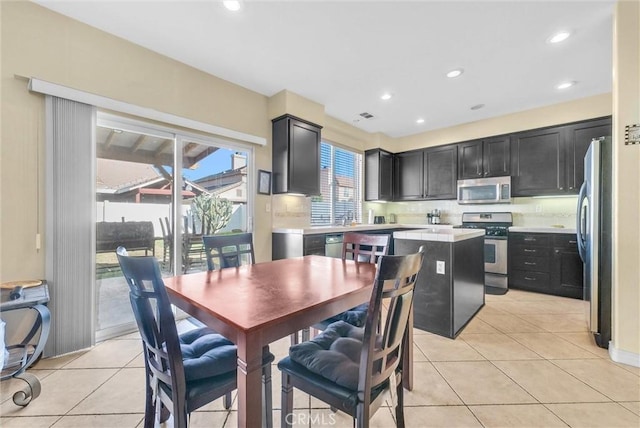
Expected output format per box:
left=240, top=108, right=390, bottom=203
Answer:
left=485, top=238, right=508, bottom=275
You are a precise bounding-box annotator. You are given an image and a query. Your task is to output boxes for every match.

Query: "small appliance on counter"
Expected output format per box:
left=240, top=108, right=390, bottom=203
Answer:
left=373, top=216, right=386, bottom=224
left=427, top=209, right=441, bottom=224
left=367, top=209, right=374, bottom=225
left=388, top=213, right=397, bottom=224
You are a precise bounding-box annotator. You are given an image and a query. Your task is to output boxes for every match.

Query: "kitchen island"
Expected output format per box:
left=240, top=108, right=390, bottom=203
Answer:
left=394, top=228, right=485, bottom=339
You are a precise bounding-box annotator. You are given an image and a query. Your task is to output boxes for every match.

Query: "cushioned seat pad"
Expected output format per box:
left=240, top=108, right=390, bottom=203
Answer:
left=179, top=327, right=237, bottom=381
left=288, top=321, right=367, bottom=390
left=319, top=303, right=368, bottom=328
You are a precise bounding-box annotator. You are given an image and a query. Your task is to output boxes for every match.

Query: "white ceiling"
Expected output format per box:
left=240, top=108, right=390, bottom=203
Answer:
left=35, top=1, right=615, bottom=138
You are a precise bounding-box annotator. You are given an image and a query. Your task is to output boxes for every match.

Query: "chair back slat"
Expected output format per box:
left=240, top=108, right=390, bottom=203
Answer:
left=116, top=247, right=187, bottom=411
left=342, top=232, right=391, bottom=264
left=202, top=233, right=255, bottom=271
left=358, top=247, right=425, bottom=399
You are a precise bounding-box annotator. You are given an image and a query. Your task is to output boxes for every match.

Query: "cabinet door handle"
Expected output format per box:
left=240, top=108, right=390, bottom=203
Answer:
left=523, top=249, right=536, bottom=253
left=568, top=240, right=577, bottom=244
left=524, top=276, right=536, bottom=281
left=524, top=262, right=536, bottom=266
left=524, top=238, right=536, bottom=242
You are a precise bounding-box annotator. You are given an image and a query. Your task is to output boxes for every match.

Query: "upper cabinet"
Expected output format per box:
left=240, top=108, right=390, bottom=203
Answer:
left=511, top=116, right=612, bottom=197
left=364, top=149, right=394, bottom=201
left=272, top=115, right=322, bottom=195
left=458, top=136, right=510, bottom=180
left=394, top=145, right=457, bottom=201
left=564, top=117, right=612, bottom=192
left=424, top=145, right=458, bottom=200
left=393, top=150, right=424, bottom=200
left=511, top=126, right=565, bottom=196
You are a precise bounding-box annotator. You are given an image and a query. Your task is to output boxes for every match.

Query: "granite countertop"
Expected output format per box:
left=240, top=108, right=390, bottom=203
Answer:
left=393, top=228, right=485, bottom=243
left=509, top=226, right=577, bottom=234
left=272, top=223, right=454, bottom=235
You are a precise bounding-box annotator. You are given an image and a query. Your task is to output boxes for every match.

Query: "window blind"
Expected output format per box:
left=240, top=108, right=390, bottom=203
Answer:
left=311, top=142, right=362, bottom=225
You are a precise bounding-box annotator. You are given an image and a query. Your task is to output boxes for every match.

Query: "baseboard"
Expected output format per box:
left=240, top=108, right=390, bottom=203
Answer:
left=609, top=342, right=640, bottom=368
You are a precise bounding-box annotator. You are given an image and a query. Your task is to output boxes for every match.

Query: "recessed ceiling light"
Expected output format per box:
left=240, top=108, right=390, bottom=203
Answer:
left=446, top=68, right=464, bottom=78
left=548, top=31, right=571, bottom=44
left=470, top=104, right=485, bottom=111
left=223, top=0, right=242, bottom=11
left=556, top=81, right=576, bottom=90
left=380, top=93, right=393, bottom=101
left=416, top=118, right=425, bottom=124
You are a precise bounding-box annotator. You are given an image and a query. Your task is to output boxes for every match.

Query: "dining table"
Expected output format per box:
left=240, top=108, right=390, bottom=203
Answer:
left=163, top=255, right=413, bottom=428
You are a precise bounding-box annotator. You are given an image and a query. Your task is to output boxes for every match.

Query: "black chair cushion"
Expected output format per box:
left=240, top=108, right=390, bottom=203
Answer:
left=320, top=303, right=369, bottom=328
left=179, top=327, right=237, bottom=381
left=288, top=321, right=366, bottom=390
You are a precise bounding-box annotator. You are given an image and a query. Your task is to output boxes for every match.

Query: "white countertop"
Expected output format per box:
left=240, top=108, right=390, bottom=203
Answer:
left=272, top=223, right=454, bottom=235
left=509, top=226, right=577, bottom=234
left=393, top=228, right=485, bottom=243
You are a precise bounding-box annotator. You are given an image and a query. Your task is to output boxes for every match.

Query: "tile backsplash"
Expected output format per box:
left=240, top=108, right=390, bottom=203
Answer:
left=272, top=194, right=578, bottom=229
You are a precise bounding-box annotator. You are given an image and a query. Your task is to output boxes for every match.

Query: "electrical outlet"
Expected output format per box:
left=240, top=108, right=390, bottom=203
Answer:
left=265, top=203, right=271, bottom=213
left=436, top=260, right=445, bottom=275
left=535, top=204, right=543, bottom=213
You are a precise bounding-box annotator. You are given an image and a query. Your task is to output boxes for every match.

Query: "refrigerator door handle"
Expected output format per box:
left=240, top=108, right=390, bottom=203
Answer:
left=576, top=181, right=588, bottom=262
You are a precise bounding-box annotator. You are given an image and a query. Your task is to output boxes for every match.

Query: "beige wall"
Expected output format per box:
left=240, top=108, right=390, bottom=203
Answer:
left=1, top=1, right=272, bottom=277
left=612, top=0, right=640, bottom=360
left=390, top=93, right=612, bottom=152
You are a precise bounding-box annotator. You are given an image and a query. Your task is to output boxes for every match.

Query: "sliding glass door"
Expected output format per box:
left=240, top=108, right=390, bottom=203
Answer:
left=95, top=114, right=253, bottom=340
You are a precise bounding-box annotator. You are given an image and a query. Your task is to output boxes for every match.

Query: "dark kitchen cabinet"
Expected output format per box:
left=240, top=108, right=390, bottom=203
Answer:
left=424, top=145, right=457, bottom=199
left=509, top=232, right=583, bottom=299
left=511, top=117, right=611, bottom=196
left=394, top=150, right=424, bottom=200
left=458, top=136, right=510, bottom=179
left=564, top=117, right=612, bottom=193
left=364, top=148, right=394, bottom=201
left=551, top=234, right=583, bottom=299
left=394, top=146, right=457, bottom=201
left=272, top=114, right=322, bottom=195
left=511, top=126, right=565, bottom=196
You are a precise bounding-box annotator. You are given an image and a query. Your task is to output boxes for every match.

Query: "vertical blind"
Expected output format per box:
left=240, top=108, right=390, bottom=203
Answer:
left=311, top=142, right=362, bottom=225
left=45, top=96, right=96, bottom=356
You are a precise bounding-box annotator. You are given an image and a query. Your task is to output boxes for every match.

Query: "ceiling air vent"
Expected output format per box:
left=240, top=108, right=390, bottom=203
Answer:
left=353, top=112, right=376, bottom=123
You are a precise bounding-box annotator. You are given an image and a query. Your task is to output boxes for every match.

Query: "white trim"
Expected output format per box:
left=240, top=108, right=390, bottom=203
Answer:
left=609, top=342, right=640, bottom=368
left=28, top=78, right=267, bottom=147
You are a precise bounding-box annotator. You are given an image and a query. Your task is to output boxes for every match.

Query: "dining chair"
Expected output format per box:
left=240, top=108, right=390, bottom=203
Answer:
left=202, top=232, right=255, bottom=270
left=116, top=247, right=274, bottom=428
left=278, top=246, right=425, bottom=428
left=293, top=233, right=391, bottom=344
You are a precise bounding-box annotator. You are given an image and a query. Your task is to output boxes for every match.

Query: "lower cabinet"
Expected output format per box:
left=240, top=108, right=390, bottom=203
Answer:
left=509, top=232, right=583, bottom=299
left=272, top=233, right=325, bottom=259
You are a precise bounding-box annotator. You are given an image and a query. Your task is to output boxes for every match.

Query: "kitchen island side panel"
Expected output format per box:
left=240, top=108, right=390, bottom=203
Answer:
left=395, top=235, right=484, bottom=338
left=395, top=239, right=453, bottom=337
left=452, top=236, right=485, bottom=335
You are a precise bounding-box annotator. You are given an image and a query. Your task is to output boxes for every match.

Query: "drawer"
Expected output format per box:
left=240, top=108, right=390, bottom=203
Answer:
left=512, top=256, right=550, bottom=272
left=510, top=246, right=551, bottom=258
left=509, top=233, right=551, bottom=246
left=554, top=234, right=578, bottom=248
left=510, top=269, right=551, bottom=292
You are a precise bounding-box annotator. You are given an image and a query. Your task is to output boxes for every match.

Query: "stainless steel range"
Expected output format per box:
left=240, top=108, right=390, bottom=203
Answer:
left=460, top=212, right=513, bottom=291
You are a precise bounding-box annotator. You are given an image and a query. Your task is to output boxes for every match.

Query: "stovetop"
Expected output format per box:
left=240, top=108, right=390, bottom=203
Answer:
left=459, top=212, right=513, bottom=238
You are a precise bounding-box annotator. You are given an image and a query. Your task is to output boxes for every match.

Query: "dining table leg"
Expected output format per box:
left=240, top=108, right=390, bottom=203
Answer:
left=236, top=336, right=264, bottom=428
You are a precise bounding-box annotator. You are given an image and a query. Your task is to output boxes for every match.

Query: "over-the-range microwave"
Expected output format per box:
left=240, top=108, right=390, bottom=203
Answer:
left=457, top=176, right=511, bottom=204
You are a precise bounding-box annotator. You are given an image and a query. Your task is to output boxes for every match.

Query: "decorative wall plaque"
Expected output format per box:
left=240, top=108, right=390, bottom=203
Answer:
left=625, top=124, right=640, bottom=145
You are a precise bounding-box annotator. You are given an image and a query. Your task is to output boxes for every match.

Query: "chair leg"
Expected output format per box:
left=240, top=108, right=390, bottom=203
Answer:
left=290, top=332, right=299, bottom=345
left=281, top=372, right=294, bottom=428
left=223, top=392, right=232, bottom=410
left=301, top=327, right=310, bottom=342
left=262, top=354, right=273, bottom=428
left=395, top=374, right=406, bottom=428
left=143, top=383, right=156, bottom=428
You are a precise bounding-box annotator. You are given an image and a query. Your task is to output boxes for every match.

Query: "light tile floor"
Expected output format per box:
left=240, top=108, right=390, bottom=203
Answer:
left=1, top=289, right=639, bottom=427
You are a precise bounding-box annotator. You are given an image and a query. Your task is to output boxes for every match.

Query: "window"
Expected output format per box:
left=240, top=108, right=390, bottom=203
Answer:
left=311, top=142, right=362, bottom=225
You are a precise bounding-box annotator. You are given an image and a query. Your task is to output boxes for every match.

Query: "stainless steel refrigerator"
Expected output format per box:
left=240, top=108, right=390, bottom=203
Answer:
left=576, top=137, right=612, bottom=348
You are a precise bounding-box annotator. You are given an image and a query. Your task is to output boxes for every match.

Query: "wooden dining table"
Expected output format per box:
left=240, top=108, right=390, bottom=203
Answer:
left=163, top=255, right=413, bottom=428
